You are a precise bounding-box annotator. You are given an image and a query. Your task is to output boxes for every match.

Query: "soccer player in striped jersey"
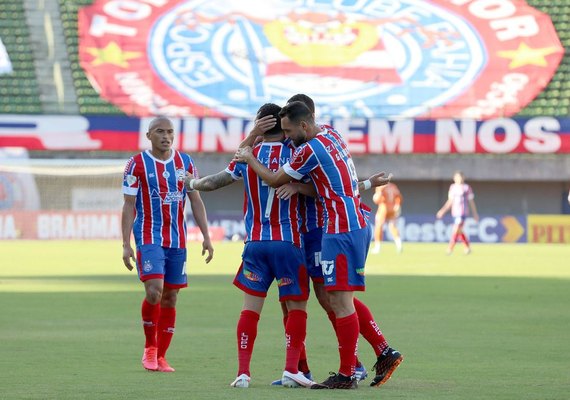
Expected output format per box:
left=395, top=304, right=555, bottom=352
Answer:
left=121, top=116, right=214, bottom=373
left=259, top=94, right=398, bottom=386
left=234, top=101, right=402, bottom=389
left=185, top=103, right=314, bottom=389
left=437, top=171, right=479, bottom=254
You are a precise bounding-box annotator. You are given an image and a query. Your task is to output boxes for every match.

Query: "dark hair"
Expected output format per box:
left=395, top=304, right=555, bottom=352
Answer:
left=256, top=103, right=282, bottom=136
left=287, top=94, right=315, bottom=113
left=278, top=101, right=313, bottom=125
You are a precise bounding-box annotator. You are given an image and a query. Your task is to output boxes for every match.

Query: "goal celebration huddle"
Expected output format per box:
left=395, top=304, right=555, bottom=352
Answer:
left=121, top=94, right=403, bottom=389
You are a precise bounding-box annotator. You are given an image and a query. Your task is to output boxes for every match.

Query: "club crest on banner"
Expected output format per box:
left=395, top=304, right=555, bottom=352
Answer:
left=78, top=0, right=563, bottom=119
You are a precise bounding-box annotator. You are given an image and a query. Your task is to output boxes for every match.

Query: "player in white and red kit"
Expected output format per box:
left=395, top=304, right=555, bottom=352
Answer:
left=185, top=103, right=314, bottom=389
left=436, top=171, right=479, bottom=254
left=121, top=117, right=213, bottom=372
left=234, top=101, right=402, bottom=389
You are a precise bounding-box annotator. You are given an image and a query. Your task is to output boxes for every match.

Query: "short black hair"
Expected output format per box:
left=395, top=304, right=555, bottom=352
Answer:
left=256, top=103, right=282, bottom=136
left=287, top=94, right=315, bottom=113
left=278, top=101, right=313, bottom=125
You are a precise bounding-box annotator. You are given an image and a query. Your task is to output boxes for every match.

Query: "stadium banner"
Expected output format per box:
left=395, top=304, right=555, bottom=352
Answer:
left=77, top=0, right=564, bottom=120
left=1, top=115, right=569, bottom=154
left=527, top=215, right=570, bottom=244
left=0, top=148, right=40, bottom=210
left=0, top=211, right=532, bottom=243
left=0, top=211, right=225, bottom=241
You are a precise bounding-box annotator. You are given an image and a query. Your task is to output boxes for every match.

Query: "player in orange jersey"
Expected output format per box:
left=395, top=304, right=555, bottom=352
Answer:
left=372, top=182, right=403, bottom=254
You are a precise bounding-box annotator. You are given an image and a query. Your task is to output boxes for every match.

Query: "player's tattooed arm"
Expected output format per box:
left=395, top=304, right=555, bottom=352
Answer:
left=185, top=171, right=235, bottom=192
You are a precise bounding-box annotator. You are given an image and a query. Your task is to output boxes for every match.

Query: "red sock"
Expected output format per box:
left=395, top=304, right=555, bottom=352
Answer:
left=157, top=307, right=176, bottom=358
left=354, top=297, right=388, bottom=356
left=298, top=352, right=310, bottom=374
left=459, top=232, right=470, bottom=247
left=284, top=309, right=307, bottom=374
left=329, top=310, right=361, bottom=366
left=236, top=310, right=260, bottom=377
left=449, top=233, right=458, bottom=250
left=283, top=313, right=310, bottom=373
left=327, top=311, right=337, bottom=329
left=335, top=312, right=359, bottom=377
left=141, top=299, right=160, bottom=348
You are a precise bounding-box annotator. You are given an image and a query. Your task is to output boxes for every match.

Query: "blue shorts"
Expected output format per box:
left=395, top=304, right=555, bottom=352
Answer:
left=303, top=228, right=324, bottom=282
left=320, top=225, right=372, bottom=292
left=234, top=241, right=309, bottom=302
left=136, top=244, right=187, bottom=289
left=454, top=216, right=467, bottom=225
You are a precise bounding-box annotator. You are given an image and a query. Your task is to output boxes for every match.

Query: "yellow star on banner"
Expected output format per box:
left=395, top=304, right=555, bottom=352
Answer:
left=497, top=42, right=560, bottom=69
left=86, top=42, right=142, bottom=68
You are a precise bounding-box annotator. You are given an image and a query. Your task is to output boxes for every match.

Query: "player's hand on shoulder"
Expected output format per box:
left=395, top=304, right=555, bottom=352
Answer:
left=234, top=146, right=253, bottom=163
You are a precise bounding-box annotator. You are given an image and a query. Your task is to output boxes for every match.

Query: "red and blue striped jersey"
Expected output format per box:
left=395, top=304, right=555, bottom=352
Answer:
left=284, top=127, right=367, bottom=234
left=448, top=183, right=474, bottom=218
left=226, top=141, right=301, bottom=246
left=298, top=124, right=341, bottom=233
left=299, top=195, right=324, bottom=233
left=123, top=150, right=197, bottom=248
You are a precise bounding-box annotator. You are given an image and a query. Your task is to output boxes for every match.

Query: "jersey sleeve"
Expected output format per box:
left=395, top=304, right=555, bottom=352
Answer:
left=283, top=143, right=318, bottom=180
left=225, top=160, right=243, bottom=180
left=187, top=156, right=199, bottom=179
left=122, top=157, right=139, bottom=196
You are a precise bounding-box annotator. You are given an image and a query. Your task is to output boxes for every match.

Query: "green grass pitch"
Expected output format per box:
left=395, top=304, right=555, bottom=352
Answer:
left=0, top=241, right=569, bottom=399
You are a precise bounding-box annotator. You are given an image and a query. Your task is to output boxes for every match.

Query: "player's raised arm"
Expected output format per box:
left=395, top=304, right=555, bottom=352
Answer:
left=185, top=170, right=235, bottom=192
left=121, top=194, right=137, bottom=271
left=359, top=172, right=392, bottom=192
left=234, top=146, right=294, bottom=188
